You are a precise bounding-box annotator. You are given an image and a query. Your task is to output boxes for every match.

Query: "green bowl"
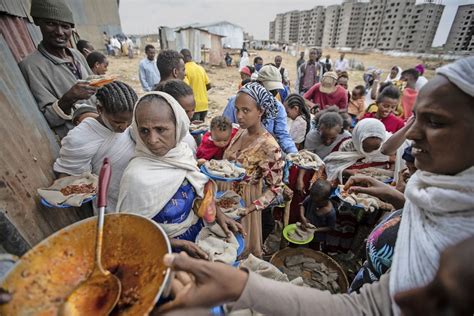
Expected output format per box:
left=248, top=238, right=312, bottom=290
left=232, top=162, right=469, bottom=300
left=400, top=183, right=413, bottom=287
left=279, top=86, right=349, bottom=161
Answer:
left=282, top=224, right=314, bottom=245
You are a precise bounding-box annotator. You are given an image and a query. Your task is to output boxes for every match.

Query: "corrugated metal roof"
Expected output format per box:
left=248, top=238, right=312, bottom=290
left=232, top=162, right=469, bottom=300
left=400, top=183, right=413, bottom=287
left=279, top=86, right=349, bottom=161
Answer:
left=0, top=34, right=84, bottom=248
left=0, top=0, right=31, bottom=19
left=0, top=14, right=37, bottom=62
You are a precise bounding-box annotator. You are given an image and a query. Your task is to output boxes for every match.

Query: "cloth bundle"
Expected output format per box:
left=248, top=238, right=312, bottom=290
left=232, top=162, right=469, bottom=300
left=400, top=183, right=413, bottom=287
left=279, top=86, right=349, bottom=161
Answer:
left=196, top=224, right=239, bottom=264
left=38, top=172, right=97, bottom=207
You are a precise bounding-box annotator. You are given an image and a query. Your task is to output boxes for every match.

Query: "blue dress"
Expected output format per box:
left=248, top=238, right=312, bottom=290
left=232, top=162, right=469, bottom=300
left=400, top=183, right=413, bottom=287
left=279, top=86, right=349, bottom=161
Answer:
left=151, top=180, right=203, bottom=242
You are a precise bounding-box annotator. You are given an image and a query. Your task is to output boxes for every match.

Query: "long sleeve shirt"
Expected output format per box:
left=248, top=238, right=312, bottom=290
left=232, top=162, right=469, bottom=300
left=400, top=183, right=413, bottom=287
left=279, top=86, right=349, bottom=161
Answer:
left=18, top=42, right=94, bottom=138
left=138, top=58, right=161, bottom=92
left=232, top=272, right=393, bottom=316
left=222, top=96, right=297, bottom=154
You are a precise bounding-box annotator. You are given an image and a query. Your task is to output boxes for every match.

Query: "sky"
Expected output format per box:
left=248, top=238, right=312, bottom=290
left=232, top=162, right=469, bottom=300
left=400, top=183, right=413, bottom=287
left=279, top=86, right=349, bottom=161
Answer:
left=119, top=0, right=474, bottom=47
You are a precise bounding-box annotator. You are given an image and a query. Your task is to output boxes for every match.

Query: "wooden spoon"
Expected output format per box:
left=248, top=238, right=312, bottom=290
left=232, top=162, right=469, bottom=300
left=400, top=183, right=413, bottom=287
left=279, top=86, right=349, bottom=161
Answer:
left=61, top=158, right=121, bottom=315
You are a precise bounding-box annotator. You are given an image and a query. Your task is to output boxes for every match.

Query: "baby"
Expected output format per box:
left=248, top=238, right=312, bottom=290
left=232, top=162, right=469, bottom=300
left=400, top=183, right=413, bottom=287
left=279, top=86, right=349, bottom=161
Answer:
left=348, top=85, right=366, bottom=121
left=197, top=116, right=238, bottom=165
left=300, top=179, right=336, bottom=250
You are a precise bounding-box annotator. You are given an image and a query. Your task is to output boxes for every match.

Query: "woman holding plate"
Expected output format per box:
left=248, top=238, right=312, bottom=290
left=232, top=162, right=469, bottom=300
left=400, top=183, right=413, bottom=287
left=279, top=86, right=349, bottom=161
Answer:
left=117, top=91, right=242, bottom=259
left=218, top=82, right=286, bottom=258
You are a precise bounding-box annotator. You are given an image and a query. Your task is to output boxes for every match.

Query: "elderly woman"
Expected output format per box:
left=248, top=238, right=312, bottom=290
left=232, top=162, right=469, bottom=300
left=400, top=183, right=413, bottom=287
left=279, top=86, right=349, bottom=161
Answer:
left=218, top=82, right=285, bottom=258
left=117, top=91, right=241, bottom=259
left=155, top=57, right=474, bottom=316
left=324, top=118, right=391, bottom=183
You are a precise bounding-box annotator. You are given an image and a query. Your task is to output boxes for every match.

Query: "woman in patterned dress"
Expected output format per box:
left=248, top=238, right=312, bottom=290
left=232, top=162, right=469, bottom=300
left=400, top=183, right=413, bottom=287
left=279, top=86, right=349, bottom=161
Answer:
left=219, top=83, right=286, bottom=258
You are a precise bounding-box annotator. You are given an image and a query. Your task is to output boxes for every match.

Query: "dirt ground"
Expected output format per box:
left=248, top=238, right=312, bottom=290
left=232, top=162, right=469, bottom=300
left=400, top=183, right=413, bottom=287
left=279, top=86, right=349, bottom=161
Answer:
left=108, top=48, right=433, bottom=117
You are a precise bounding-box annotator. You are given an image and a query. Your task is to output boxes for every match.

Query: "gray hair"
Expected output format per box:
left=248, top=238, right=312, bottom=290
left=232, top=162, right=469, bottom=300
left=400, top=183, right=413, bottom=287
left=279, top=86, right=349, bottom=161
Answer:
left=318, top=112, right=343, bottom=129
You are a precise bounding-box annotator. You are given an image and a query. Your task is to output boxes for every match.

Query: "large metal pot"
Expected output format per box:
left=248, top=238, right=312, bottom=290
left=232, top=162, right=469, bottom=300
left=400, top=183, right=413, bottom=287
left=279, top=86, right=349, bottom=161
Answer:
left=0, top=213, right=171, bottom=315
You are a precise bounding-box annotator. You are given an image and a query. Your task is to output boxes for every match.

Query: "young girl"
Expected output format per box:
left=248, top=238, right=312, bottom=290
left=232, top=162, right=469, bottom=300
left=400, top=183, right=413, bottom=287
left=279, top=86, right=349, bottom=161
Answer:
left=86, top=51, right=109, bottom=75
left=300, top=179, right=336, bottom=250
left=196, top=116, right=238, bottom=164
left=362, top=85, right=404, bottom=133
left=284, top=93, right=311, bottom=148
left=54, top=81, right=138, bottom=213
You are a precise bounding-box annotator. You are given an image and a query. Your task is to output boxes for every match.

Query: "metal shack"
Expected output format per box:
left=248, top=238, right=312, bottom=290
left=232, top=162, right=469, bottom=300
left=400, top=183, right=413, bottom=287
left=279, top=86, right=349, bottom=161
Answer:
left=0, top=0, right=121, bottom=255
left=160, top=26, right=225, bottom=66
left=195, top=21, right=244, bottom=49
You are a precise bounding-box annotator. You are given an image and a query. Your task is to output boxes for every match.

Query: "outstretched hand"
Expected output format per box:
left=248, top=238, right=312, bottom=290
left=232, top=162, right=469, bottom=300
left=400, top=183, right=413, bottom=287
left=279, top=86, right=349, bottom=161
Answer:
left=156, top=252, right=248, bottom=313
left=215, top=209, right=245, bottom=237
left=344, top=175, right=406, bottom=209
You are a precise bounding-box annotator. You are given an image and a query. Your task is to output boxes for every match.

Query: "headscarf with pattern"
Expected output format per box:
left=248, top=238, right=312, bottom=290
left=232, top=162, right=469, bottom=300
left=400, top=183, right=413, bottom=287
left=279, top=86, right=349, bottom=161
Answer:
left=238, top=82, right=278, bottom=124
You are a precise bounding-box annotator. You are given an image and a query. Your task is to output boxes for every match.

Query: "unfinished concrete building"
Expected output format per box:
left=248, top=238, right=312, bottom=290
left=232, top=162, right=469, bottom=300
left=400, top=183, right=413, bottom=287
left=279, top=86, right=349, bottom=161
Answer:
left=335, top=0, right=369, bottom=48
left=403, top=2, right=444, bottom=52
left=322, top=5, right=341, bottom=48
left=298, top=6, right=325, bottom=46
left=270, top=0, right=443, bottom=51
left=445, top=4, right=474, bottom=52
left=269, top=21, right=275, bottom=42
left=282, top=10, right=300, bottom=43
left=272, top=13, right=284, bottom=42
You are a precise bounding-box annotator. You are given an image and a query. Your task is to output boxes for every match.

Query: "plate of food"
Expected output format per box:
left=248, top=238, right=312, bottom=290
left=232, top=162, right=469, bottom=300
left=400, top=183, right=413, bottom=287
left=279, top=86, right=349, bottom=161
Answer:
left=216, top=190, right=245, bottom=220
left=355, top=167, right=394, bottom=184
left=37, top=173, right=98, bottom=208
left=190, top=121, right=208, bottom=135
left=286, top=150, right=324, bottom=170
left=335, top=185, right=393, bottom=212
left=78, top=75, right=116, bottom=87
left=283, top=223, right=315, bottom=245
left=201, top=160, right=245, bottom=182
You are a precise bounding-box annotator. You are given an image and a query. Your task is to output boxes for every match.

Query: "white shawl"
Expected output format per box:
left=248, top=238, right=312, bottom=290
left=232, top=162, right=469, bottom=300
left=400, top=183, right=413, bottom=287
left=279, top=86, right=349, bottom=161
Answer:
left=116, top=92, right=209, bottom=238
left=324, top=118, right=390, bottom=181
left=385, top=66, right=402, bottom=83
left=53, top=118, right=135, bottom=213
left=390, top=167, right=474, bottom=314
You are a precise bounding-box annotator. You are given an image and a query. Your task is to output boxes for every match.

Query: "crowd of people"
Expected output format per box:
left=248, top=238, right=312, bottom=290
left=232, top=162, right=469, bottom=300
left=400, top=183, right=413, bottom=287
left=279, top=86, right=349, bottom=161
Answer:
left=8, top=0, right=474, bottom=315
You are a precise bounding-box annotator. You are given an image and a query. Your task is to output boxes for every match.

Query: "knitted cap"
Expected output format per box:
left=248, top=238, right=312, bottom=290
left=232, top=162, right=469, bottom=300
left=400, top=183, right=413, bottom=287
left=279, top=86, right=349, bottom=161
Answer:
left=30, top=0, right=75, bottom=26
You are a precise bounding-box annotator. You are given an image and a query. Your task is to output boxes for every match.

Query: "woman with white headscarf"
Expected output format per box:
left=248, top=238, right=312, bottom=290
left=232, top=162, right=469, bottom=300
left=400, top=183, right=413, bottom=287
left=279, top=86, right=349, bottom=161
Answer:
left=324, top=118, right=390, bottom=182
left=156, top=57, right=474, bottom=316
left=117, top=91, right=242, bottom=259
left=385, top=66, right=402, bottom=83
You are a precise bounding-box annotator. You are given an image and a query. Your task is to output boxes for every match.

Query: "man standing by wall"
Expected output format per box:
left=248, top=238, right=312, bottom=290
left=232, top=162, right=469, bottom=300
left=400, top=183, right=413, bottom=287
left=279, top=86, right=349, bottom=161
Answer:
left=19, top=0, right=95, bottom=139
left=139, top=44, right=161, bottom=92
left=180, top=49, right=211, bottom=122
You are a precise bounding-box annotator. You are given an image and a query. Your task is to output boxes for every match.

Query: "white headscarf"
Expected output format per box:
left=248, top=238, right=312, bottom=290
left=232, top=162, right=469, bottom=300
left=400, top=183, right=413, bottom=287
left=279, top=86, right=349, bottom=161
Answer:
left=437, top=56, right=474, bottom=97
left=389, top=57, right=474, bottom=315
left=324, top=118, right=390, bottom=181
left=385, top=66, right=402, bottom=83
left=117, top=91, right=209, bottom=237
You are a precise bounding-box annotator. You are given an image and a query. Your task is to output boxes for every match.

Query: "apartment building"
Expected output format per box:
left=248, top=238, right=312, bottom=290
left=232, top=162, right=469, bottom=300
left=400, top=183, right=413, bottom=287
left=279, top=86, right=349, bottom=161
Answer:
left=403, top=2, right=444, bottom=52
left=269, top=21, right=275, bottom=42
left=335, top=0, right=369, bottom=48
left=282, top=10, right=300, bottom=43
left=445, top=4, right=474, bottom=52
left=322, top=5, right=341, bottom=48
left=269, top=0, right=444, bottom=51
left=298, top=6, right=325, bottom=46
